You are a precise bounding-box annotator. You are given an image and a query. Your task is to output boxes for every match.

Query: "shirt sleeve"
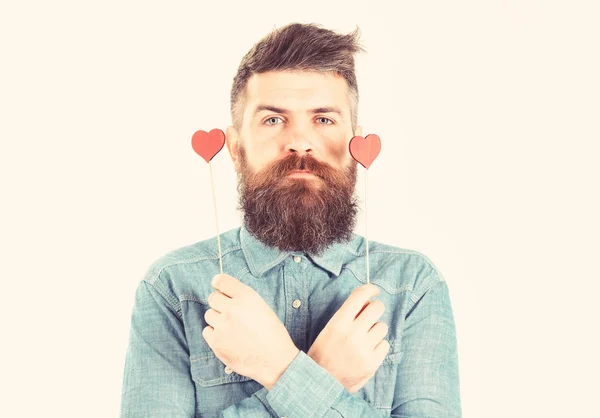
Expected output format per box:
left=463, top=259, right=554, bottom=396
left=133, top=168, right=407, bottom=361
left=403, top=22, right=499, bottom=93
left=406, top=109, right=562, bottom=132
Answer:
left=389, top=277, right=462, bottom=417
left=264, top=350, right=394, bottom=418
left=120, top=280, right=196, bottom=417
left=221, top=349, right=392, bottom=418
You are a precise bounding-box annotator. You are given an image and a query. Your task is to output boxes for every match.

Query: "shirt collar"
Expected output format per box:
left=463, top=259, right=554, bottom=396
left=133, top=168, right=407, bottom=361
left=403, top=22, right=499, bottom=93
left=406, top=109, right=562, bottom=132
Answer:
left=239, top=225, right=359, bottom=278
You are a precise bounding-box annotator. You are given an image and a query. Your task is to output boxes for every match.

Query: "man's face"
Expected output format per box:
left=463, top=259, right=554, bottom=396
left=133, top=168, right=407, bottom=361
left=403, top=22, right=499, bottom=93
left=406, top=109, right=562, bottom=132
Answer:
left=231, top=70, right=359, bottom=176
left=226, top=70, right=362, bottom=255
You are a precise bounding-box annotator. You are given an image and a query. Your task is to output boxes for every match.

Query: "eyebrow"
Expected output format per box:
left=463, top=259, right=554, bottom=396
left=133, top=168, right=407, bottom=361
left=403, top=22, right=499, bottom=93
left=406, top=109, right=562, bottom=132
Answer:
left=253, top=104, right=343, bottom=117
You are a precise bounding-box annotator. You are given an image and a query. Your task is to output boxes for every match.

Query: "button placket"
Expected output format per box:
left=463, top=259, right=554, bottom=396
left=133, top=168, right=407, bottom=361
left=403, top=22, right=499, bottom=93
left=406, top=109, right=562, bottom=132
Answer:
left=283, top=254, right=310, bottom=351
left=291, top=257, right=303, bottom=310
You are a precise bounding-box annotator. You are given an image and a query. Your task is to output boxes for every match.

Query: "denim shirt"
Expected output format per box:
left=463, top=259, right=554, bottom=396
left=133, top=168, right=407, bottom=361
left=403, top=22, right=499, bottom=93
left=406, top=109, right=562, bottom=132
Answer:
left=120, top=226, right=462, bottom=417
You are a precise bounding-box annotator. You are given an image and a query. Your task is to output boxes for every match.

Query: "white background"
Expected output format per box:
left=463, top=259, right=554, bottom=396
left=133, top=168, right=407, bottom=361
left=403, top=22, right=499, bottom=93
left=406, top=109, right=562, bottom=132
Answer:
left=2, top=1, right=599, bottom=417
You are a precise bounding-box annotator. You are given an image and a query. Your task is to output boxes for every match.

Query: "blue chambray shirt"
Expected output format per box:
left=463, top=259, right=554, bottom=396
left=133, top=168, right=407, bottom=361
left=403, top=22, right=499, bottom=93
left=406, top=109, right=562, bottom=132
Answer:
left=120, top=226, right=462, bottom=417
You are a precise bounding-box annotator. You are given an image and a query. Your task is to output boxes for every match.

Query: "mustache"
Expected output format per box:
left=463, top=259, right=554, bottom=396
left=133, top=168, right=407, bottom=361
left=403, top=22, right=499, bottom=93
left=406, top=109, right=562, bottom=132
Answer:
left=264, top=153, right=340, bottom=182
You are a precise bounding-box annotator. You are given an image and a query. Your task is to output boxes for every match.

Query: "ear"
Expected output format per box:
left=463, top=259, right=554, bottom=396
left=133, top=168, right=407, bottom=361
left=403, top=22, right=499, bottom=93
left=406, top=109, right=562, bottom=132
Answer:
left=225, top=126, right=241, bottom=173
left=354, top=125, right=363, bottom=137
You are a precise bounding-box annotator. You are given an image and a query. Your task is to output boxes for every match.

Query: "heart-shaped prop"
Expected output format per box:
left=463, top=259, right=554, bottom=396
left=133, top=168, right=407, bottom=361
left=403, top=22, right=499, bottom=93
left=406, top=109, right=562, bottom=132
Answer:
left=349, top=134, right=381, bottom=169
left=192, top=129, right=226, bottom=163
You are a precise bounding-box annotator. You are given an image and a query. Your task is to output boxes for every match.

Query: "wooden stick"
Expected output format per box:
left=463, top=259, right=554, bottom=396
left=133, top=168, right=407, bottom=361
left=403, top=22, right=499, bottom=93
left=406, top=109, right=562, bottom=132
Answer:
left=365, top=169, right=370, bottom=284
left=209, top=161, right=223, bottom=275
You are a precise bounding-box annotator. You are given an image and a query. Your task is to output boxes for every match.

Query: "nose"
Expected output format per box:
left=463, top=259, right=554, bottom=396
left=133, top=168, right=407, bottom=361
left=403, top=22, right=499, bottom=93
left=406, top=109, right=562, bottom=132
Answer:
left=285, top=127, right=313, bottom=156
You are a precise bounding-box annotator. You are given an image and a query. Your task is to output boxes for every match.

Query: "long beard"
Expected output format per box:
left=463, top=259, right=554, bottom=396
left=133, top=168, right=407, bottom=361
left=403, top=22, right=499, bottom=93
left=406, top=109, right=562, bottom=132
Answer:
left=237, top=147, right=359, bottom=256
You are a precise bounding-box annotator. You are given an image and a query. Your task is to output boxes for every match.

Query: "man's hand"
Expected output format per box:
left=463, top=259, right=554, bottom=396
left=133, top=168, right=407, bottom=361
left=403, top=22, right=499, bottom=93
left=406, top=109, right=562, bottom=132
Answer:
left=202, top=274, right=300, bottom=390
left=307, top=283, right=390, bottom=394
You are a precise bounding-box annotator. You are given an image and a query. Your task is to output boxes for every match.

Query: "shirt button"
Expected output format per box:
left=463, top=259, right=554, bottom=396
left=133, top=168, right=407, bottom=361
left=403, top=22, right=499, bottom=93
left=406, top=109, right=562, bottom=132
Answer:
left=293, top=256, right=301, bottom=263
left=292, top=299, right=302, bottom=309
left=224, top=366, right=233, bottom=375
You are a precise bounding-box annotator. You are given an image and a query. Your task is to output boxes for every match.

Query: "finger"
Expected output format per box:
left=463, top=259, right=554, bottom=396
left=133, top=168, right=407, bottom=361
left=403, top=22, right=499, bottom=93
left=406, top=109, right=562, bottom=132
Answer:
left=354, top=300, right=370, bottom=320
left=366, top=321, right=389, bottom=348
left=334, top=283, right=380, bottom=324
left=354, top=299, right=385, bottom=332
left=207, top=290, right=232, bottom=313
left=202, top=325, right=215, bottom=344
left=373, top=338, right=391, bottom=364
left=204, top=308, right=221, bottom=328
left=211, top=274, right=245, bottom=298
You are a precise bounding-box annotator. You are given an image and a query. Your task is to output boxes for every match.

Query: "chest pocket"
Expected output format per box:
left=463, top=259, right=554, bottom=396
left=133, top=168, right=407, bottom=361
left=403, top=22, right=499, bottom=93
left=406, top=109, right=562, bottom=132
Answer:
left=190, top=351, right=263, bottom=417
left=190, top=352, right=255, bottom=387
left=182, top=298, right=259, bottom=387
left=183, top=300, right=263, bottom=415
left=357, top=347, right=404, bottom=414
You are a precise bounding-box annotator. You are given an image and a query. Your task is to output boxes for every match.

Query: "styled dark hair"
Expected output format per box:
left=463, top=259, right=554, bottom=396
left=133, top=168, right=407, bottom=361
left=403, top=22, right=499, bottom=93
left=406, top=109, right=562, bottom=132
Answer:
left=230, top=22, right=365, bottom=132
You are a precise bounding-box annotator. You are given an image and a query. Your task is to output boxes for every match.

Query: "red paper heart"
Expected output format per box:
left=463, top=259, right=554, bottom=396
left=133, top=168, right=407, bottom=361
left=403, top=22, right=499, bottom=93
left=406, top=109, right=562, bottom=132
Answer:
left=191, top=129, right=226, bottom=163
left=349, top=134, right=381, bottom=169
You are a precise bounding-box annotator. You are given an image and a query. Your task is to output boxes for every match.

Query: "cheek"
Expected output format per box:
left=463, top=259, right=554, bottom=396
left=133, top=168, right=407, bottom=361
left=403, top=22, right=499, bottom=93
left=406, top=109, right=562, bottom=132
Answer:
left=246, top=146, right=280, bottom=172
left=324, top=136, right=352, bottom=167
left=246, top=128, right=285, bottom=160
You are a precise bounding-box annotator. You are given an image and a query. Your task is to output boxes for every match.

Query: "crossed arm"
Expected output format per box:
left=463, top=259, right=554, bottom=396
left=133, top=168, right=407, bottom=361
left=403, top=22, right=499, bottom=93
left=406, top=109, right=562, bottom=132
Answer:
left=120, top=278, right=461, bottom=417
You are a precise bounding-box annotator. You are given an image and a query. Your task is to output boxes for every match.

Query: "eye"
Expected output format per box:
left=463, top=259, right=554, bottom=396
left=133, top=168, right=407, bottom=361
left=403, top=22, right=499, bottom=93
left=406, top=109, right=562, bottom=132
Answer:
left=264, top=116, right=283, bottom=125
left=317, top=117, right=334, bottom=125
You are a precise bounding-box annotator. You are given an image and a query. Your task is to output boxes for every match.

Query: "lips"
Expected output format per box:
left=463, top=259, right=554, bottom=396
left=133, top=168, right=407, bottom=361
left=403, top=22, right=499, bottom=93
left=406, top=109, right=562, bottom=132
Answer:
left=287, top=170, right=320, bottom=179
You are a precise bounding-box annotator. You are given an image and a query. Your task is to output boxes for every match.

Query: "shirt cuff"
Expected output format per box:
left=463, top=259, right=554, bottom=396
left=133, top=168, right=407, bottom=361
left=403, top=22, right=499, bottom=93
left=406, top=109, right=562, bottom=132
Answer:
left=266, top=350, right=345, bottom=418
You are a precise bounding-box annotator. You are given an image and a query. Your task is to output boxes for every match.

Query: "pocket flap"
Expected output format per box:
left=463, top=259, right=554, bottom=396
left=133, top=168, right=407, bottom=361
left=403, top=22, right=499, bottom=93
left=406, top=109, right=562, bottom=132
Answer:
left=190, top=352, right=253, bottom=387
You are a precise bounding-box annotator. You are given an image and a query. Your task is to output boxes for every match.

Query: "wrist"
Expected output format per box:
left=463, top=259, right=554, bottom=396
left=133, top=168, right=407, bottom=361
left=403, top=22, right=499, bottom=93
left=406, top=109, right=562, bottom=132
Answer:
left=262, top=345, right=300, bottom=391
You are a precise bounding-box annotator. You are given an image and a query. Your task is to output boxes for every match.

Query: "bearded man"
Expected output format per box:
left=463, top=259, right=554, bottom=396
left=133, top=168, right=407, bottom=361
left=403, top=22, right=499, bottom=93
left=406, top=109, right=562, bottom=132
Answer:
left=121, top=22, right=462, bottom=418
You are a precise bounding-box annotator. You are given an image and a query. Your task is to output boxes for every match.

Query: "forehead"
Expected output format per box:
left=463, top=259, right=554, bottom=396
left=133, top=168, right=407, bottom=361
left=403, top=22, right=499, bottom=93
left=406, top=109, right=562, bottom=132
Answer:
left=243, top=70, right=351, bottom=116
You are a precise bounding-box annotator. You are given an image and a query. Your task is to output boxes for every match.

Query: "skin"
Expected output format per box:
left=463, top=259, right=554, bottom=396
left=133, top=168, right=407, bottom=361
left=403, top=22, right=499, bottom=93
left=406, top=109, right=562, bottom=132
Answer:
left=202, top=70, right=389, bottom=392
